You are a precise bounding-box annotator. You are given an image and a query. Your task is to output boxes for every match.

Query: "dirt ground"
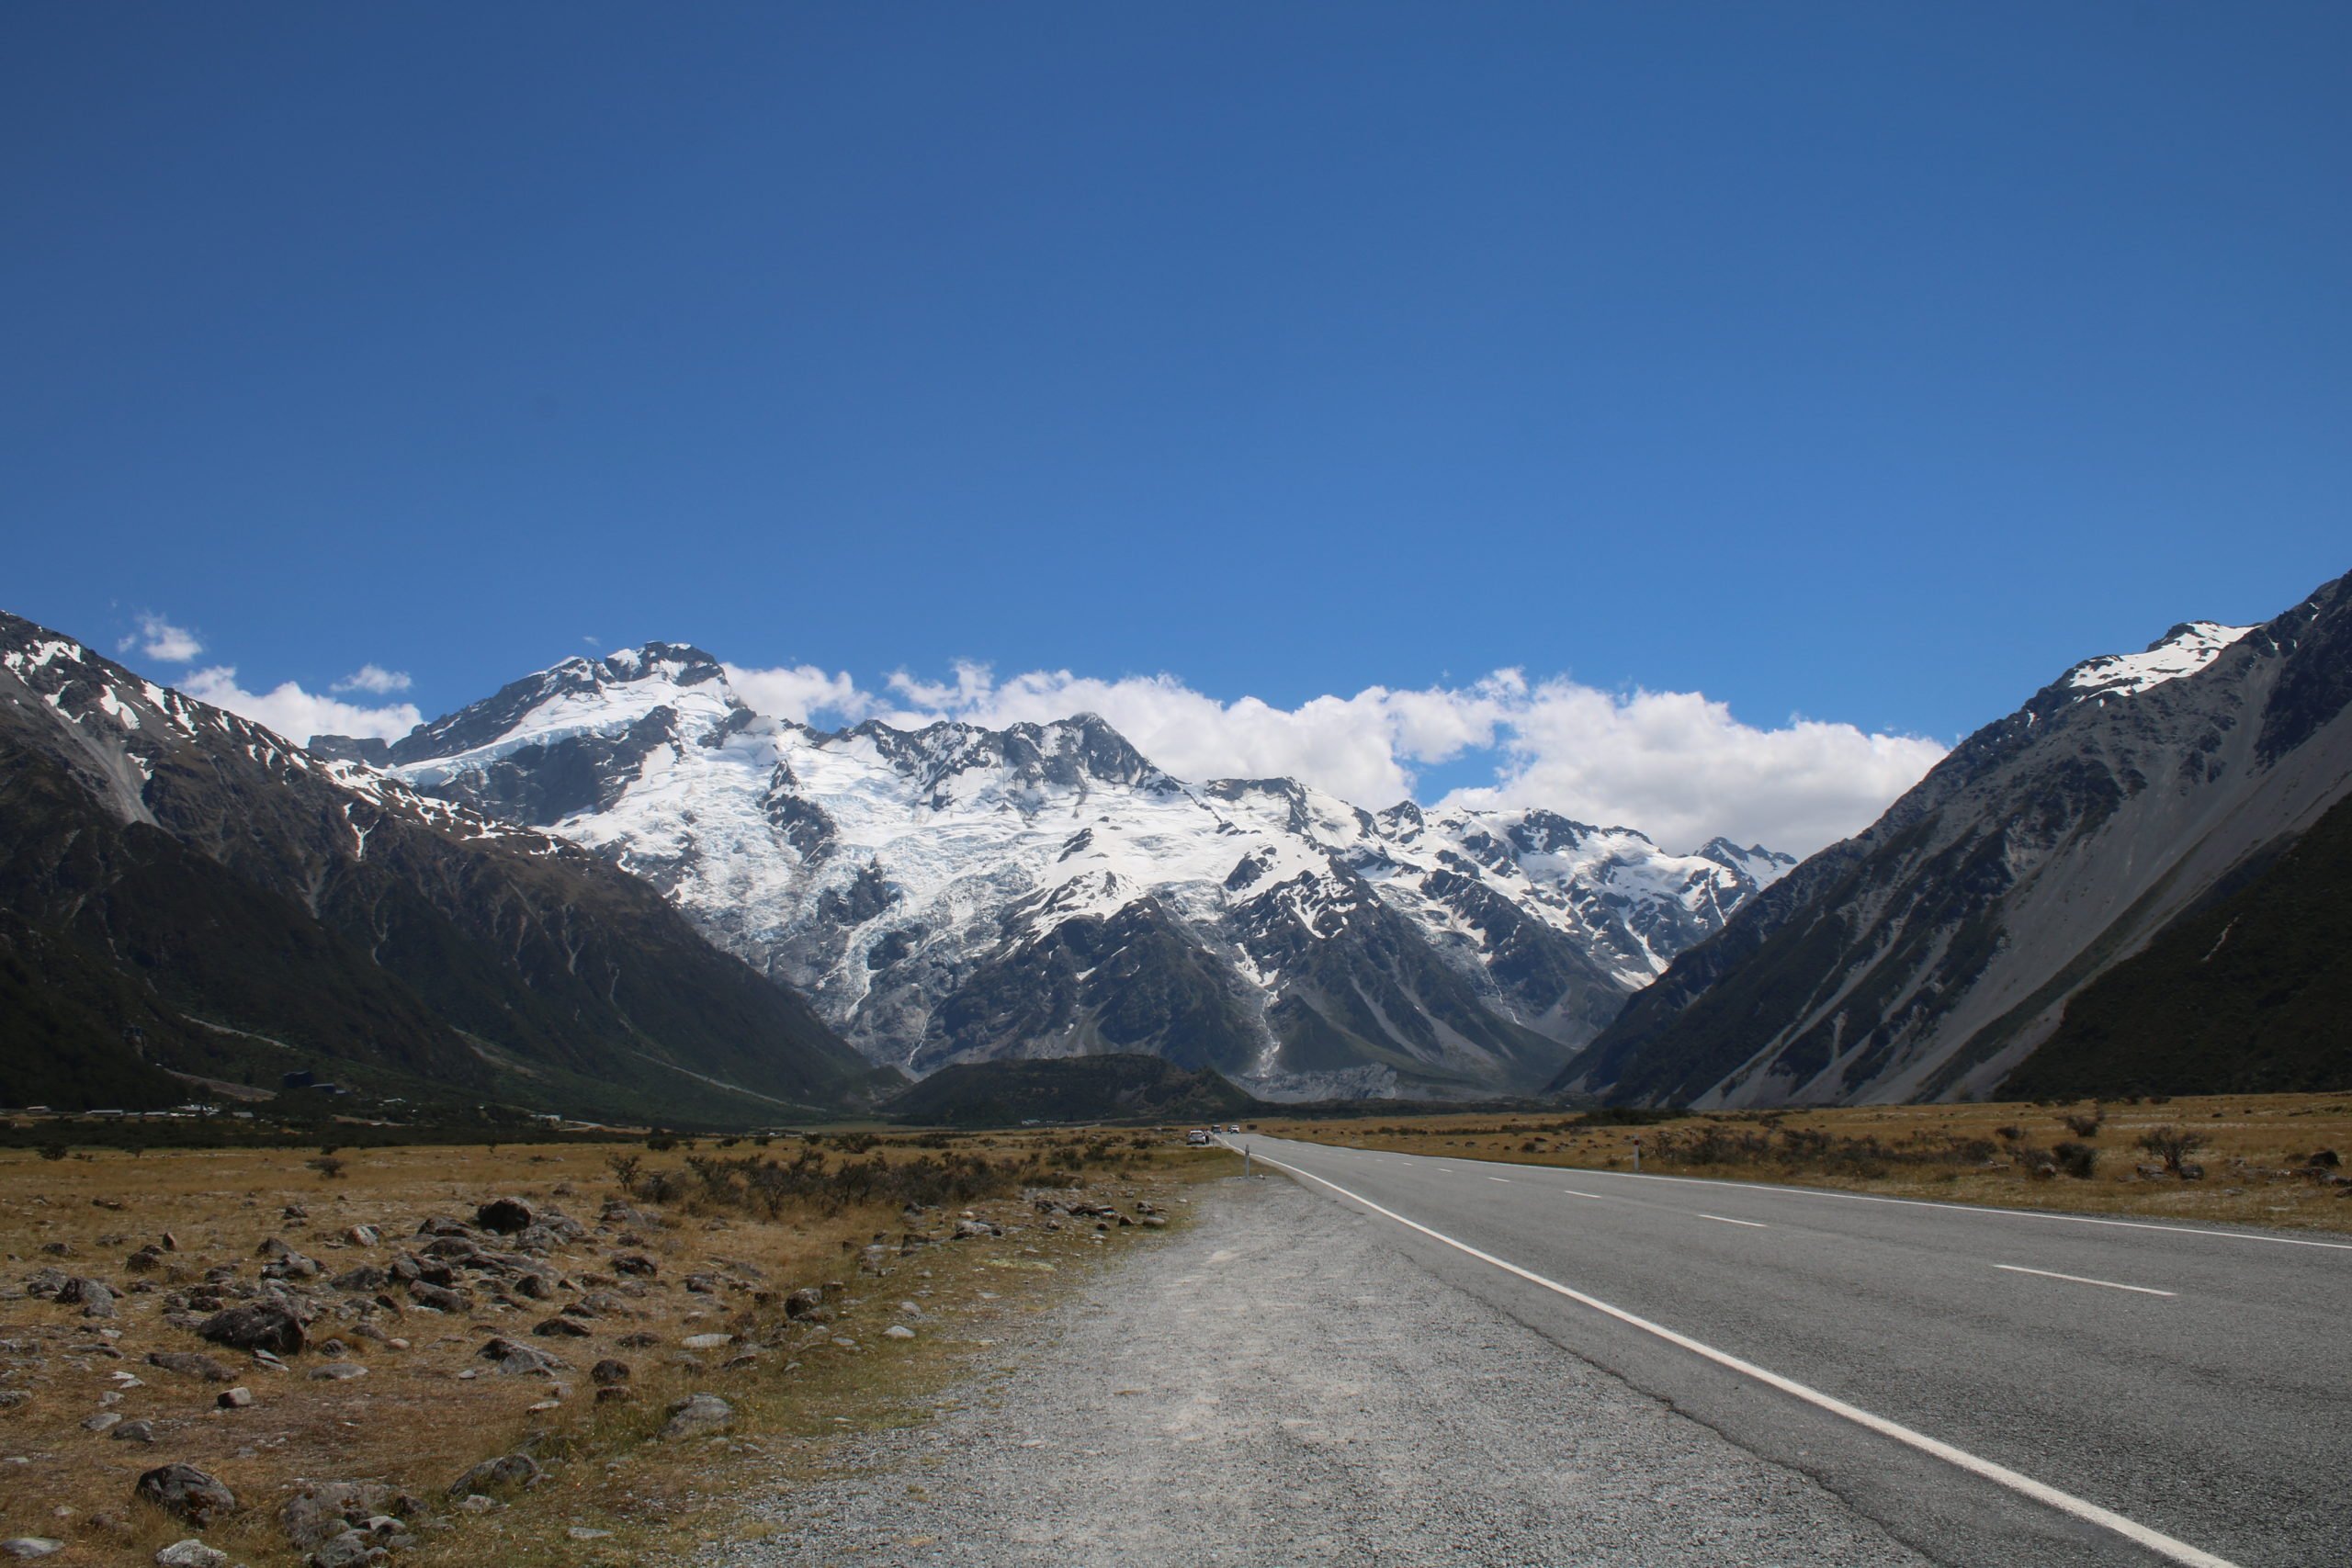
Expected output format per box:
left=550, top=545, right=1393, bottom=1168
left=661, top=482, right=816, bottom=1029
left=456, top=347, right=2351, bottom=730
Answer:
left=1256, top=1091, right=2352, bottom=1234
left=0, top=1133, right=1232, bottom=1565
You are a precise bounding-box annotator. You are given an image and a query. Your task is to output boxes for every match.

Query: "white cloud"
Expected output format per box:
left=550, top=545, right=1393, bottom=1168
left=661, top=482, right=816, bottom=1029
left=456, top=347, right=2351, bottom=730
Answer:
left=118, top=614, right=204, bottom=663
left=824, top=661, right=1944, bottom=856
left=722, top=662, right=875, bottom=725
left=1443, top=682, right=1951, bottom=856
left=177, top=666, right=423, bottom=746
left=331, top=663, right=413, bottom=694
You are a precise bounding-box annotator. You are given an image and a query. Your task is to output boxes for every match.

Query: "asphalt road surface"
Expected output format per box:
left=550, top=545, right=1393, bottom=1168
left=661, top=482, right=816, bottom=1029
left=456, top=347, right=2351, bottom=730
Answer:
left=1229, top=1134, right=2350, bottom=1567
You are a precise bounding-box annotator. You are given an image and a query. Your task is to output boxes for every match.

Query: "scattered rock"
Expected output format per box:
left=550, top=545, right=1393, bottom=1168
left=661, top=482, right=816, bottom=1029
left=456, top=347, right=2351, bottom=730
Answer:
left=407, top=1281, right=469, bottom=1314
left=309, top=1363, right=368, bottom=1382
left=82, top=1412, right=122, bottom=1434
left=532, top=1316, right=593, bottom=1339
left=217, top=1387, right=254, bottom=1409
left=147, top=1351, right=233, bottom=1382
left=681, top=1333, right=732, bottom=1350
left=0, top=1541, right=63, bottom=1561
left=884, top=1325, right=915, bottom=1340
left=476, top=1337, right=566, bottom=1376
left=198, top=1303, right=304, bottom=1356
left=135, top=1463, right=237, bottom=1526
left=660, top=1393, right=734, bottom=1439
left=56, top=1277, right=117, bottom=1318
left=0, top=1391, right=28, bottom=1410
left=110, top=1420, right=157, bottom=1444
left=590, top=1359, right=630, bottom=1386
left=281, top=1480, right=407, bottom=1553
left=153, top=1541, right=228, bottom=1568
left=953, top=1219, right=1000, bottom=1240
left=446, top=1453, right=538, bottom=1499
left=454, top=1495, right=496, bottom=1515
left=783, top=1287, right=825, bottom=1320
left=566, top=1526, right=612, bottom=1540
left=610, top=1253, right=658, bottom=1277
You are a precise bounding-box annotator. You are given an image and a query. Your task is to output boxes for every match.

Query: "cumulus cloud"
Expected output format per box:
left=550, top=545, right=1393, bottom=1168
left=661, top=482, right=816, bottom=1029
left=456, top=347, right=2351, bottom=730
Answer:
left=1444, top=682, right=1950, bottom=857
left=723, top=662, right=875, bottom=725
left=118, top=614, right=204, bottom=663
left=806, top=661, right=1944, bottom=856
left=331, top=663, right=413, bottom=694
left=178, top=666, right=423, bottom=746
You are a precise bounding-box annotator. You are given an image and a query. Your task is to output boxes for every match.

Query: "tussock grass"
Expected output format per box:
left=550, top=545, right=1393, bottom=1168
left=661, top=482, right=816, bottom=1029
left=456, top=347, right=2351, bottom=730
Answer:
left=1260, top=1091, right=2352, bottom=1233
left=0, top=1133, right=1231, bottom=1563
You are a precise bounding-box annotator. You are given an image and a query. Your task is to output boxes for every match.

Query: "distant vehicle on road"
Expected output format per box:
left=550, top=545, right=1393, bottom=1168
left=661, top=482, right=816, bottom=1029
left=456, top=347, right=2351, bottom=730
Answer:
left=1185, top=1129, right=1213, bottom=1146
left=1227, top=1125, right=1240, bottom=1134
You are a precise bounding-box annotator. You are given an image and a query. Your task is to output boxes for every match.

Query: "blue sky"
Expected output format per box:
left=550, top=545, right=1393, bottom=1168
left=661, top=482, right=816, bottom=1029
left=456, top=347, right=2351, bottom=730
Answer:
left=6, top=5, right=2346, bottom=848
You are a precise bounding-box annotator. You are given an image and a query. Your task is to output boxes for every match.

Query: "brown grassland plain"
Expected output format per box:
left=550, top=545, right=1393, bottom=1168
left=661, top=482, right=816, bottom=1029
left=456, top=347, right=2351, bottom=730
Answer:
left=1256, top=1091, right=2352, bottom=1234
left=0, top=1132, right=1233, bottom=1565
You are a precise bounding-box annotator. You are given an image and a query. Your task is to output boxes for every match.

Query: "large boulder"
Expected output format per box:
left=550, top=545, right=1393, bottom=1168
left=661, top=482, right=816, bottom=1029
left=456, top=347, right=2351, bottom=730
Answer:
left=135, top=1464, right=237, bottom=1527
left=660, top=1393, right=734, bottom=1439
left=197, top=1303, right=304, bottom=1356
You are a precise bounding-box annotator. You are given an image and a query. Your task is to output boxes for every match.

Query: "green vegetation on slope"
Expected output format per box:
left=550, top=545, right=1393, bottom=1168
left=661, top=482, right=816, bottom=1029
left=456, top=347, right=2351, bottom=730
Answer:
left=2004, top=793, right=2352, bottom=1099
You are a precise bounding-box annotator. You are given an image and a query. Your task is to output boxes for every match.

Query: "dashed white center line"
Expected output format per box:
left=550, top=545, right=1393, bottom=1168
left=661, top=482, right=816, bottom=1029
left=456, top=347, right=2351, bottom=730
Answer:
left=1560, top=1190, right=1600, bottom=1200
left=1697, top=1213, right=1768, bottom=1229
left=1994, top=1263, right=2175, bottom=1298
left=1487, top=1177, right=1511, bottom=1184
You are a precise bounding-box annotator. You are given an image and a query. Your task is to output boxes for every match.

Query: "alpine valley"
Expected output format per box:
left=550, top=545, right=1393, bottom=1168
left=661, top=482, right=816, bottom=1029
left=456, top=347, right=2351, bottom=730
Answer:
left=328, top=652, right=1793, bottom=1100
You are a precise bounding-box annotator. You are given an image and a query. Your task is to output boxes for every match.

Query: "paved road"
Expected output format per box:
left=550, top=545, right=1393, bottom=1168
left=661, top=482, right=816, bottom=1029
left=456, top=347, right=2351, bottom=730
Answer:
left=714, top=1176, right=1934, bottom=1566
left=1228, top=1134, right=2351, bottom=1567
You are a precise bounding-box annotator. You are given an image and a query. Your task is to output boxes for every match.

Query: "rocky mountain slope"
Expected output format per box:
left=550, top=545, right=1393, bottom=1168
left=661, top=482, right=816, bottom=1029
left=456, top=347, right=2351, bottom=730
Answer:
left=1562, top=570, right=2352, bottom=1106
left=360, top=650, right=1790, bottom=1100
left=0, top=614, right=880, bottom=1120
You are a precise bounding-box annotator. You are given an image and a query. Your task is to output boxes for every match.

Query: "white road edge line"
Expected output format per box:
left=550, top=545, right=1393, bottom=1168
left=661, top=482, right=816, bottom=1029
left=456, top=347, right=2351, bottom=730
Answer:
left=1994, top=1263, right=2176, bottom=1298
left=1248, top=1146, right=2238, bottom=1568
left=1697, top=1213, right=1767, bottom=1228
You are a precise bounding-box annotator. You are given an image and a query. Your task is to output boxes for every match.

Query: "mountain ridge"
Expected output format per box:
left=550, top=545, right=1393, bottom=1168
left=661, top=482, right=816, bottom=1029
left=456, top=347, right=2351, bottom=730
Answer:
left=353, top=654, right=1791, bottom=1100
left=1559, top=572, right=2352, bottom=1105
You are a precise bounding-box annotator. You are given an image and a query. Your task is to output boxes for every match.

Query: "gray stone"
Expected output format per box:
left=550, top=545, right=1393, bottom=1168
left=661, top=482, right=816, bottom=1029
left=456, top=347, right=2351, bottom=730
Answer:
left=147, top=1351, right=233, bottom=1382
left=135, top=1462, right=237, bottom=1526
left=198, top=1303, right=304, bottom=1356
left=153, top=1542, right=228, bottom=1568
left=446, top=1452, right=538, bottom=1499
left=0, top=1542, right=63, bottom=1561
left=476, top=1337, right=566, bottom=1376
left=660, top=1393, right=735, bottom=1439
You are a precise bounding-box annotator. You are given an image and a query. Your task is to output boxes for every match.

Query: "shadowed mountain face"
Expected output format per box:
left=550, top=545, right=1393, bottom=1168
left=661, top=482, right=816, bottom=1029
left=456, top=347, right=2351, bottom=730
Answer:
left=362, top=657, right=1790, bottom=1101
left=0, top=614, right=877, bottom=1119
left=1562, top=571, right=2352, bottom=1107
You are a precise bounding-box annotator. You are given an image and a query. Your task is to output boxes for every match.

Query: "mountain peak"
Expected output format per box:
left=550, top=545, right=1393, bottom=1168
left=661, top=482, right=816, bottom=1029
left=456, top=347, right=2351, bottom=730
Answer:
left=2059, top=620, right=2255, bottom=702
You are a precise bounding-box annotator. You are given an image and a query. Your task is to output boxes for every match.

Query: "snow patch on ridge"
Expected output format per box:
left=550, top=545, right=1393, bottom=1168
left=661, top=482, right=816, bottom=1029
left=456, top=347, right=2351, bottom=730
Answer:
left=2064, top=622, right=2254, bottom=700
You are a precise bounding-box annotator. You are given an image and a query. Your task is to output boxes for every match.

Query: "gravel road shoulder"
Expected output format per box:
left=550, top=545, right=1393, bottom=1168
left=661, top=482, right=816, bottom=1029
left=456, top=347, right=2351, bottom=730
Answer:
left=706, top=1172, right=1934, bottom=1567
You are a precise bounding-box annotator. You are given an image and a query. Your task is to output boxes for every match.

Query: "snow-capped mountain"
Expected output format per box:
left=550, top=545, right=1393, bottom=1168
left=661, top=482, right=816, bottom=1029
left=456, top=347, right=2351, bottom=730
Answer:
left=0, top=614, right=874, bottom=1120
left=1568, top=574, right=2352, bottom=1107
left=361, top=649, right=1791, bottom=1100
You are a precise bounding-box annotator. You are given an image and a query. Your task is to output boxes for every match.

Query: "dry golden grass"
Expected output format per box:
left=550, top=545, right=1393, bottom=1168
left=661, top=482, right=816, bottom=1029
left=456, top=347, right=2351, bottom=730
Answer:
left=1256, top=1092, right=2352, bottom=1233
left=0, top=1133, right=1233, bottom=1564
